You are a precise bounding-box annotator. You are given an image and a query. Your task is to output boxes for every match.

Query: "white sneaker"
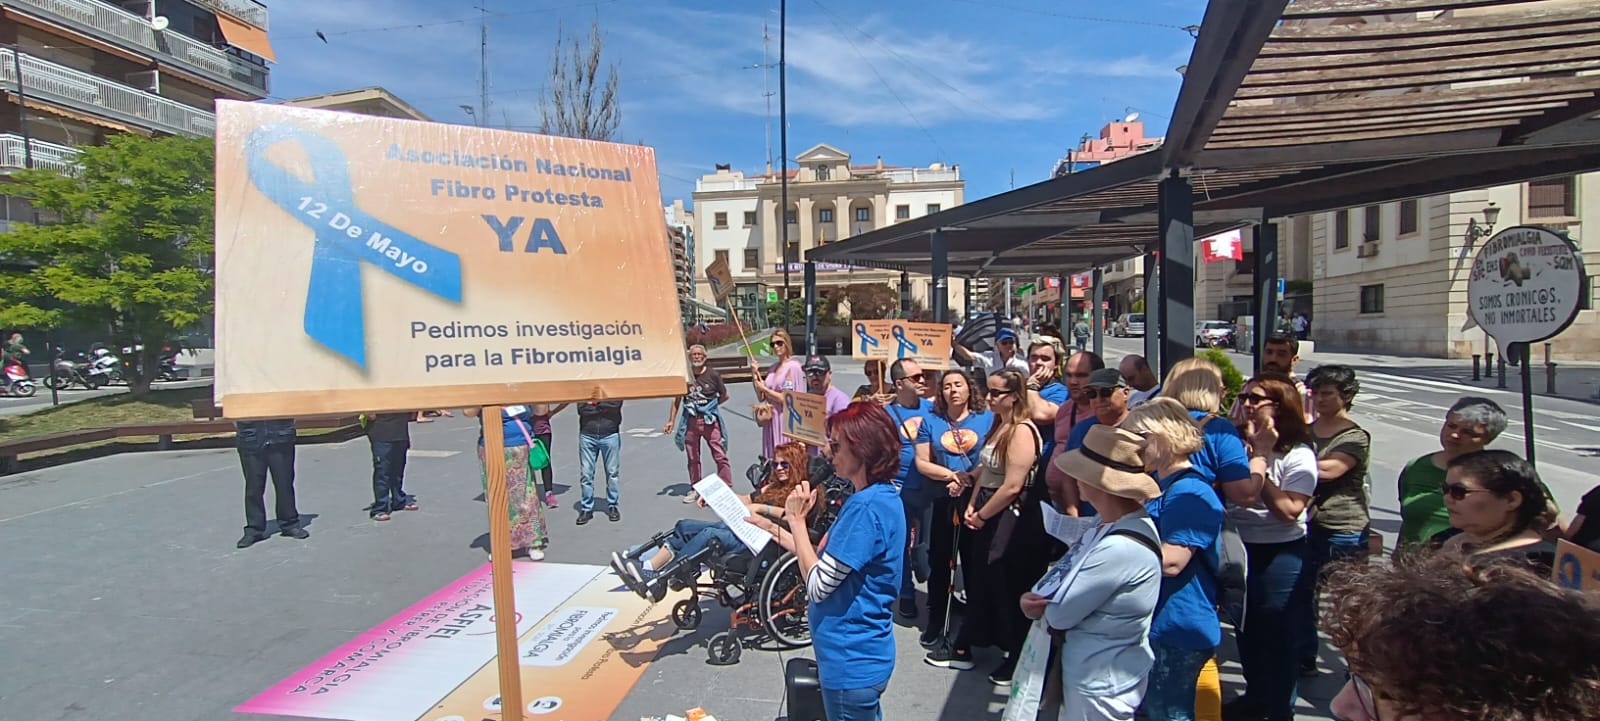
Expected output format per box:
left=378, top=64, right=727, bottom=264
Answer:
left=682, top=490, right=699, bottom=504
left=526, top=549, right=545, bottom=561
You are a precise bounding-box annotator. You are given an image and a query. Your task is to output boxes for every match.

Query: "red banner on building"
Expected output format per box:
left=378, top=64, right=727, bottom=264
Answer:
left=1200, top=229, right=1244, bottom=263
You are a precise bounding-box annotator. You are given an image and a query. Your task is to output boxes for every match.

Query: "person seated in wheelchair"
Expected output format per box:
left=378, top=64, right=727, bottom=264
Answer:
left=613, top=441, right=827, bottom=599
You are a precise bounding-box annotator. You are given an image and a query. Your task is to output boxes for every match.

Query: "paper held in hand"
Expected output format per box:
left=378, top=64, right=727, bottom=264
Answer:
left=1040, top=502, right=1099, bottom=545
left=693, top=474, right=771, bottom=554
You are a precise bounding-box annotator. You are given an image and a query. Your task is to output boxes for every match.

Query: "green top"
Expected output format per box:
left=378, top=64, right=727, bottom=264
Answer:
left=1397, top=454, right=1451, bottom=547
left=1310, top=424, right=1371, bottom=533
left=1, top=341, right=25, bottom=364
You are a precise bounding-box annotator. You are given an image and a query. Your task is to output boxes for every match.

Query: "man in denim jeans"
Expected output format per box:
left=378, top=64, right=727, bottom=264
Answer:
left=575, top=400, right=624, bottom=525
left=235, top=419, right=307, bottom=548
left=364, top=413, right=417, bottom=522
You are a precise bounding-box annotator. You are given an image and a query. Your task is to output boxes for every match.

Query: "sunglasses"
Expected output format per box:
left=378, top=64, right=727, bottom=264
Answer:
left=774, top=461, right=792, bottom=470
left=986, top=387, right=1013, bottom=397
left=1242, top=392, right=1275, bottom=405
left=1351, top=673, right=1381, bottom=720
left=893, top=372, right=926, bottom=383
left=1441, top=482, right=1492, bottom=500
left=772, top=340, right=786, bottom=347
left=1086, top=387, right=1124, bottom=399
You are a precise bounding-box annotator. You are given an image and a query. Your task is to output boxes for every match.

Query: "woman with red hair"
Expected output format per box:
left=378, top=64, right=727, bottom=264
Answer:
left=748, top=402, right=906, bottom=721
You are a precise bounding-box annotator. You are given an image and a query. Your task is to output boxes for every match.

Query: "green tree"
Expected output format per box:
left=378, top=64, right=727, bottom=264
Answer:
left=1202, top=348, right=1246, bottom=410
left=0, top=134, right=214, bottom=393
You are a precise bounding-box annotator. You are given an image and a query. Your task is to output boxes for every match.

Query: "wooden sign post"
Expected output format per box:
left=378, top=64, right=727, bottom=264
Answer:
left=212, top=102, right=691, bottom=721
left=480, top=406, right=523, bottom=719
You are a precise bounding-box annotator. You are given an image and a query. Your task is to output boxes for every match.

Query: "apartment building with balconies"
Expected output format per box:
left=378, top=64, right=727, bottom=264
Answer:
left=1, top=0, right=272, bottom=228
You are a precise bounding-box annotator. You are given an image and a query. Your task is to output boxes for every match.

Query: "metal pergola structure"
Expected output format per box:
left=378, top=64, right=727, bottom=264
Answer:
left=806, top=0, right=1600, bottom=376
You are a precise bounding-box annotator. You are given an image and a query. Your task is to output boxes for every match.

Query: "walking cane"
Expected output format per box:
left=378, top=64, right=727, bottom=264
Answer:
left=931, top=493, right=965, bottom=654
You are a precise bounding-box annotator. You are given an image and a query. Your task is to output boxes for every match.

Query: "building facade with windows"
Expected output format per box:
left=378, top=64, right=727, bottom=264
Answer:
left=1303, top=173, right=1598, bottom=359
left=687, top=144, right=965, bottom=324
left=1, top=0, right=273, bottom=229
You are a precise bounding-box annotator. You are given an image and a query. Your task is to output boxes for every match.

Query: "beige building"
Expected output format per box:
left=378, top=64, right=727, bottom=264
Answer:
left=1302, top=173, right=1597, bottom=359
left=281, top=86, right=429, bottom=121
left=687, top=144, right=965, bottom=323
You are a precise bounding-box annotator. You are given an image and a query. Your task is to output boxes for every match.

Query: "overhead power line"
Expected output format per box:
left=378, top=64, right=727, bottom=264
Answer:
left=809, top=0, right=950, bottom=161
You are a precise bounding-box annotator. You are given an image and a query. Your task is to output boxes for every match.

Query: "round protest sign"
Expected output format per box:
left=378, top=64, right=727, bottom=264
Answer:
left=1466, top=225, right=1587, bottom=357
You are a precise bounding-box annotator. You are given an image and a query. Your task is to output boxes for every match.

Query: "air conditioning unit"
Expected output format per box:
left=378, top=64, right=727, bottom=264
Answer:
left=1357, top=241, right=1380, bottom=258
left=125, top=70, right=159, bottom=92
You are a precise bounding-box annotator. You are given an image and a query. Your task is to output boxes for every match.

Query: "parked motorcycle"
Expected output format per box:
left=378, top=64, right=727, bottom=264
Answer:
left=2, top=358, right=36, bottom=397
left=122, top=344, right=185, bottom=383
left=46, top=350, right=103, bottom=391
left=88, top=344, right=125, bottom=385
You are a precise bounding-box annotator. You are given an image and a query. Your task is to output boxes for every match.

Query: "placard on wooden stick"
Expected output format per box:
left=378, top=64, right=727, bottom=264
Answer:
left=1555, top=539, right=1600, bottom=594
left=212, top=102, right=689, bottom=418
left=784, top=390, right=829, bottom=447
left=213, top=103, right=692, bottom=721
left=851, top=319, right=953, bottom=370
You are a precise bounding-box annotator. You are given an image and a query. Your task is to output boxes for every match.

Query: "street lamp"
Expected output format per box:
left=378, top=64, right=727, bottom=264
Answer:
left=1464, top=202, right=1500, bottom=247
left=460, top=105, right=478, bottom=125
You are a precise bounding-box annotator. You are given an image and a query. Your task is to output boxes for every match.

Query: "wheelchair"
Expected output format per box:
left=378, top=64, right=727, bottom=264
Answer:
left=612, top=455, right=853, bottom=665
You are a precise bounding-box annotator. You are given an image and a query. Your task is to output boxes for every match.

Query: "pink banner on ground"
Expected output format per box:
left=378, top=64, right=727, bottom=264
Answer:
left=236, top=563, right=602, bottom=721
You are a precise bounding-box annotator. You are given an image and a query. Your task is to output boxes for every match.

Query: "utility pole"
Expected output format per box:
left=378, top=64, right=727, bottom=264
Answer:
left=479, top=3, right=491, bottom=124
left=779, top=0, right=791, bottom=331
left=5, top=45, right=32, bottom=171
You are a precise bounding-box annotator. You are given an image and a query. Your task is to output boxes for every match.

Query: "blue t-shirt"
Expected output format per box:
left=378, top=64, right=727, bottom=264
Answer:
left=1188, top=410, right=1251, bottom=489
left=1065, top=416, right=1106, bottom=516
left=1035, top=382, right=1070, bottom=461
left=884, top=398, right=933, bottom=492
left=811, top=482, right=906, bottom=689
left=1145, top=467, right=1225, bottom=649
left=479, top=405, right=534, bottom=448
left=915, top=409, right=994, bottom=475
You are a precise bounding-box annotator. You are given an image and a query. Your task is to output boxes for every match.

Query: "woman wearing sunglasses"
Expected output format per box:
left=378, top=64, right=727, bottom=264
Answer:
left=1320, top=553, right=1600, bottom=721
left=752, top=329, right=806, bottom=461
left=925, top=369, right=1042, bottom=687
left=1429, top=449, right=1557, bottom=574
left=914, top=370, right=993, bottom=651
left=1224, top=374, right=1318, bottom=721
left=611, top=441, right=813, bottom=594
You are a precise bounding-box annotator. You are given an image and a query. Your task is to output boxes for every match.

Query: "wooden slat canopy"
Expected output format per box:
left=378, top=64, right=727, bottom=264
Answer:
left=809, top=0, right=1600, bottom=278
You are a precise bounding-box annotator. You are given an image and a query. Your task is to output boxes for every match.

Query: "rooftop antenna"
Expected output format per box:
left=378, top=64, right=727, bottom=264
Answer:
left=763, top=18, right=775, bottom=174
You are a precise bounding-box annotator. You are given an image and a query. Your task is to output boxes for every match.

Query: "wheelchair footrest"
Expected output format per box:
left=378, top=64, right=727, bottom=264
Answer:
left=784, top=657, right=825, bottom=721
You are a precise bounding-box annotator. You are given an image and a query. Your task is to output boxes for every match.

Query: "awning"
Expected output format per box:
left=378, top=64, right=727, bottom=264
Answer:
left=215, top=13, right=275, bottom=62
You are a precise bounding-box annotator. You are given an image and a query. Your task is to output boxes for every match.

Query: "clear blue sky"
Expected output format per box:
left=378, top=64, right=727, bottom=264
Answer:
left=264, top=0, right=1202, bottom=205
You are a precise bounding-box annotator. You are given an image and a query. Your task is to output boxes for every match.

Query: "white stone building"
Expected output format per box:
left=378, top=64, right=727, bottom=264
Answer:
left=685, top=144, right=965, bottom=323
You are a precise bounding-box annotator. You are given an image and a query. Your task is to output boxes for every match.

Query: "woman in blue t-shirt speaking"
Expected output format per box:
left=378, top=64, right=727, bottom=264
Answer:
left=747, top=401, right=906, bottom=721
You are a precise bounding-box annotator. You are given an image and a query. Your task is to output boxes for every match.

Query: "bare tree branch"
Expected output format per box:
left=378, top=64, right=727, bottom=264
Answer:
left=539, top=20, right=621, bottom=141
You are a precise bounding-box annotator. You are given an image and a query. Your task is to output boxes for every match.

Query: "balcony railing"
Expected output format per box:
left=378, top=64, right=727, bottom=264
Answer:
left=696, top=176, right=760, bottom=192
left=0, top=133, right=82, bottom=173
left=0, top=48, right=216, bottom=137
left=880, top=167, right=961, bottom=184
left=0, top=0, right=269, bottom=94
left=185, top=0, right=268, bottom=30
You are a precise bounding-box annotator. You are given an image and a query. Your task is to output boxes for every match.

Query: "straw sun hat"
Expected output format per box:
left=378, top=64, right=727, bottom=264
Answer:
left=1052, top=425, right=1161, bottom=502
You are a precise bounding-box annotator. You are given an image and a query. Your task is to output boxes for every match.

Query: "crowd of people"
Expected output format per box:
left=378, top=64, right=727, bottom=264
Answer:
left=223, top=325, right=1600, bottom=721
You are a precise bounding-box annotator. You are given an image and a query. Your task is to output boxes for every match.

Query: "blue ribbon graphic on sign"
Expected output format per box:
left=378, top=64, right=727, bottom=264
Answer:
left=891, top=324, right=920, bottom=359
left=246, top=125, right=463, bottom=367
left=786, top=393, right=803, bottom=433
left=855, top=323, right=880, bottom=354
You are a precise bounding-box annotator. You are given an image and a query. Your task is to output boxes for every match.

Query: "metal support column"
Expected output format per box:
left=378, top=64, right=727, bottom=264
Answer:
left=900, top=270, right=912, bottom=318
left=931, top=231, right=949, bottom=324
left=1056, top=273, right=1067, bottom=330
left=1253, top=220, right=1280, bottom=375
left=964, top=279, right=975, bottom=320
left=803, top=261, right=818, bottom=355
left=1091, top=267, right=1105, bottom=357
left=1004, top=278, right=1014, bottom=321
left=1158, top=172, right=1194, bottom=377
left=1142, top=246, right=1160, bottom=370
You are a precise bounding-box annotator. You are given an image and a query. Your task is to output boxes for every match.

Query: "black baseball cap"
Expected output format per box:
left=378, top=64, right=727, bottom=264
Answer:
left=802, top=355, right=831, bottom=374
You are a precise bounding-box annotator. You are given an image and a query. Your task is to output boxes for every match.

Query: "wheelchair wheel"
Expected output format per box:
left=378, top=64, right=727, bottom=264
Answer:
left=671, top=599, right=702, bottom=630
left=757, top=552, right=812, bottom=648
left=706, top=630, right=741, bottom=665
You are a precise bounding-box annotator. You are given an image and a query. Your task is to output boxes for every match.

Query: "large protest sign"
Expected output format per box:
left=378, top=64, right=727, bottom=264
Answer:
left=851, top=319, right=953, bottom=369
left=237, top=563, right=675, bottom=721
left=784, top=390, right=829, bottom=447
left=213, top=102, right=688, bottom=418
left=705, top=255, right=734, bottom=303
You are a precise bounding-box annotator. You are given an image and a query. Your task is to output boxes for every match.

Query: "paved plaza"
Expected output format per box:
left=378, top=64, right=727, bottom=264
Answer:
left=3, top=342, right=1597, bottom=721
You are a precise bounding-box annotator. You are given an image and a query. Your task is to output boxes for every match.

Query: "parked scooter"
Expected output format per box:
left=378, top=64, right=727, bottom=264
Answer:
left=46, top=350, right=103, bottom=391
left=2, top=357, right=36, bottom=397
